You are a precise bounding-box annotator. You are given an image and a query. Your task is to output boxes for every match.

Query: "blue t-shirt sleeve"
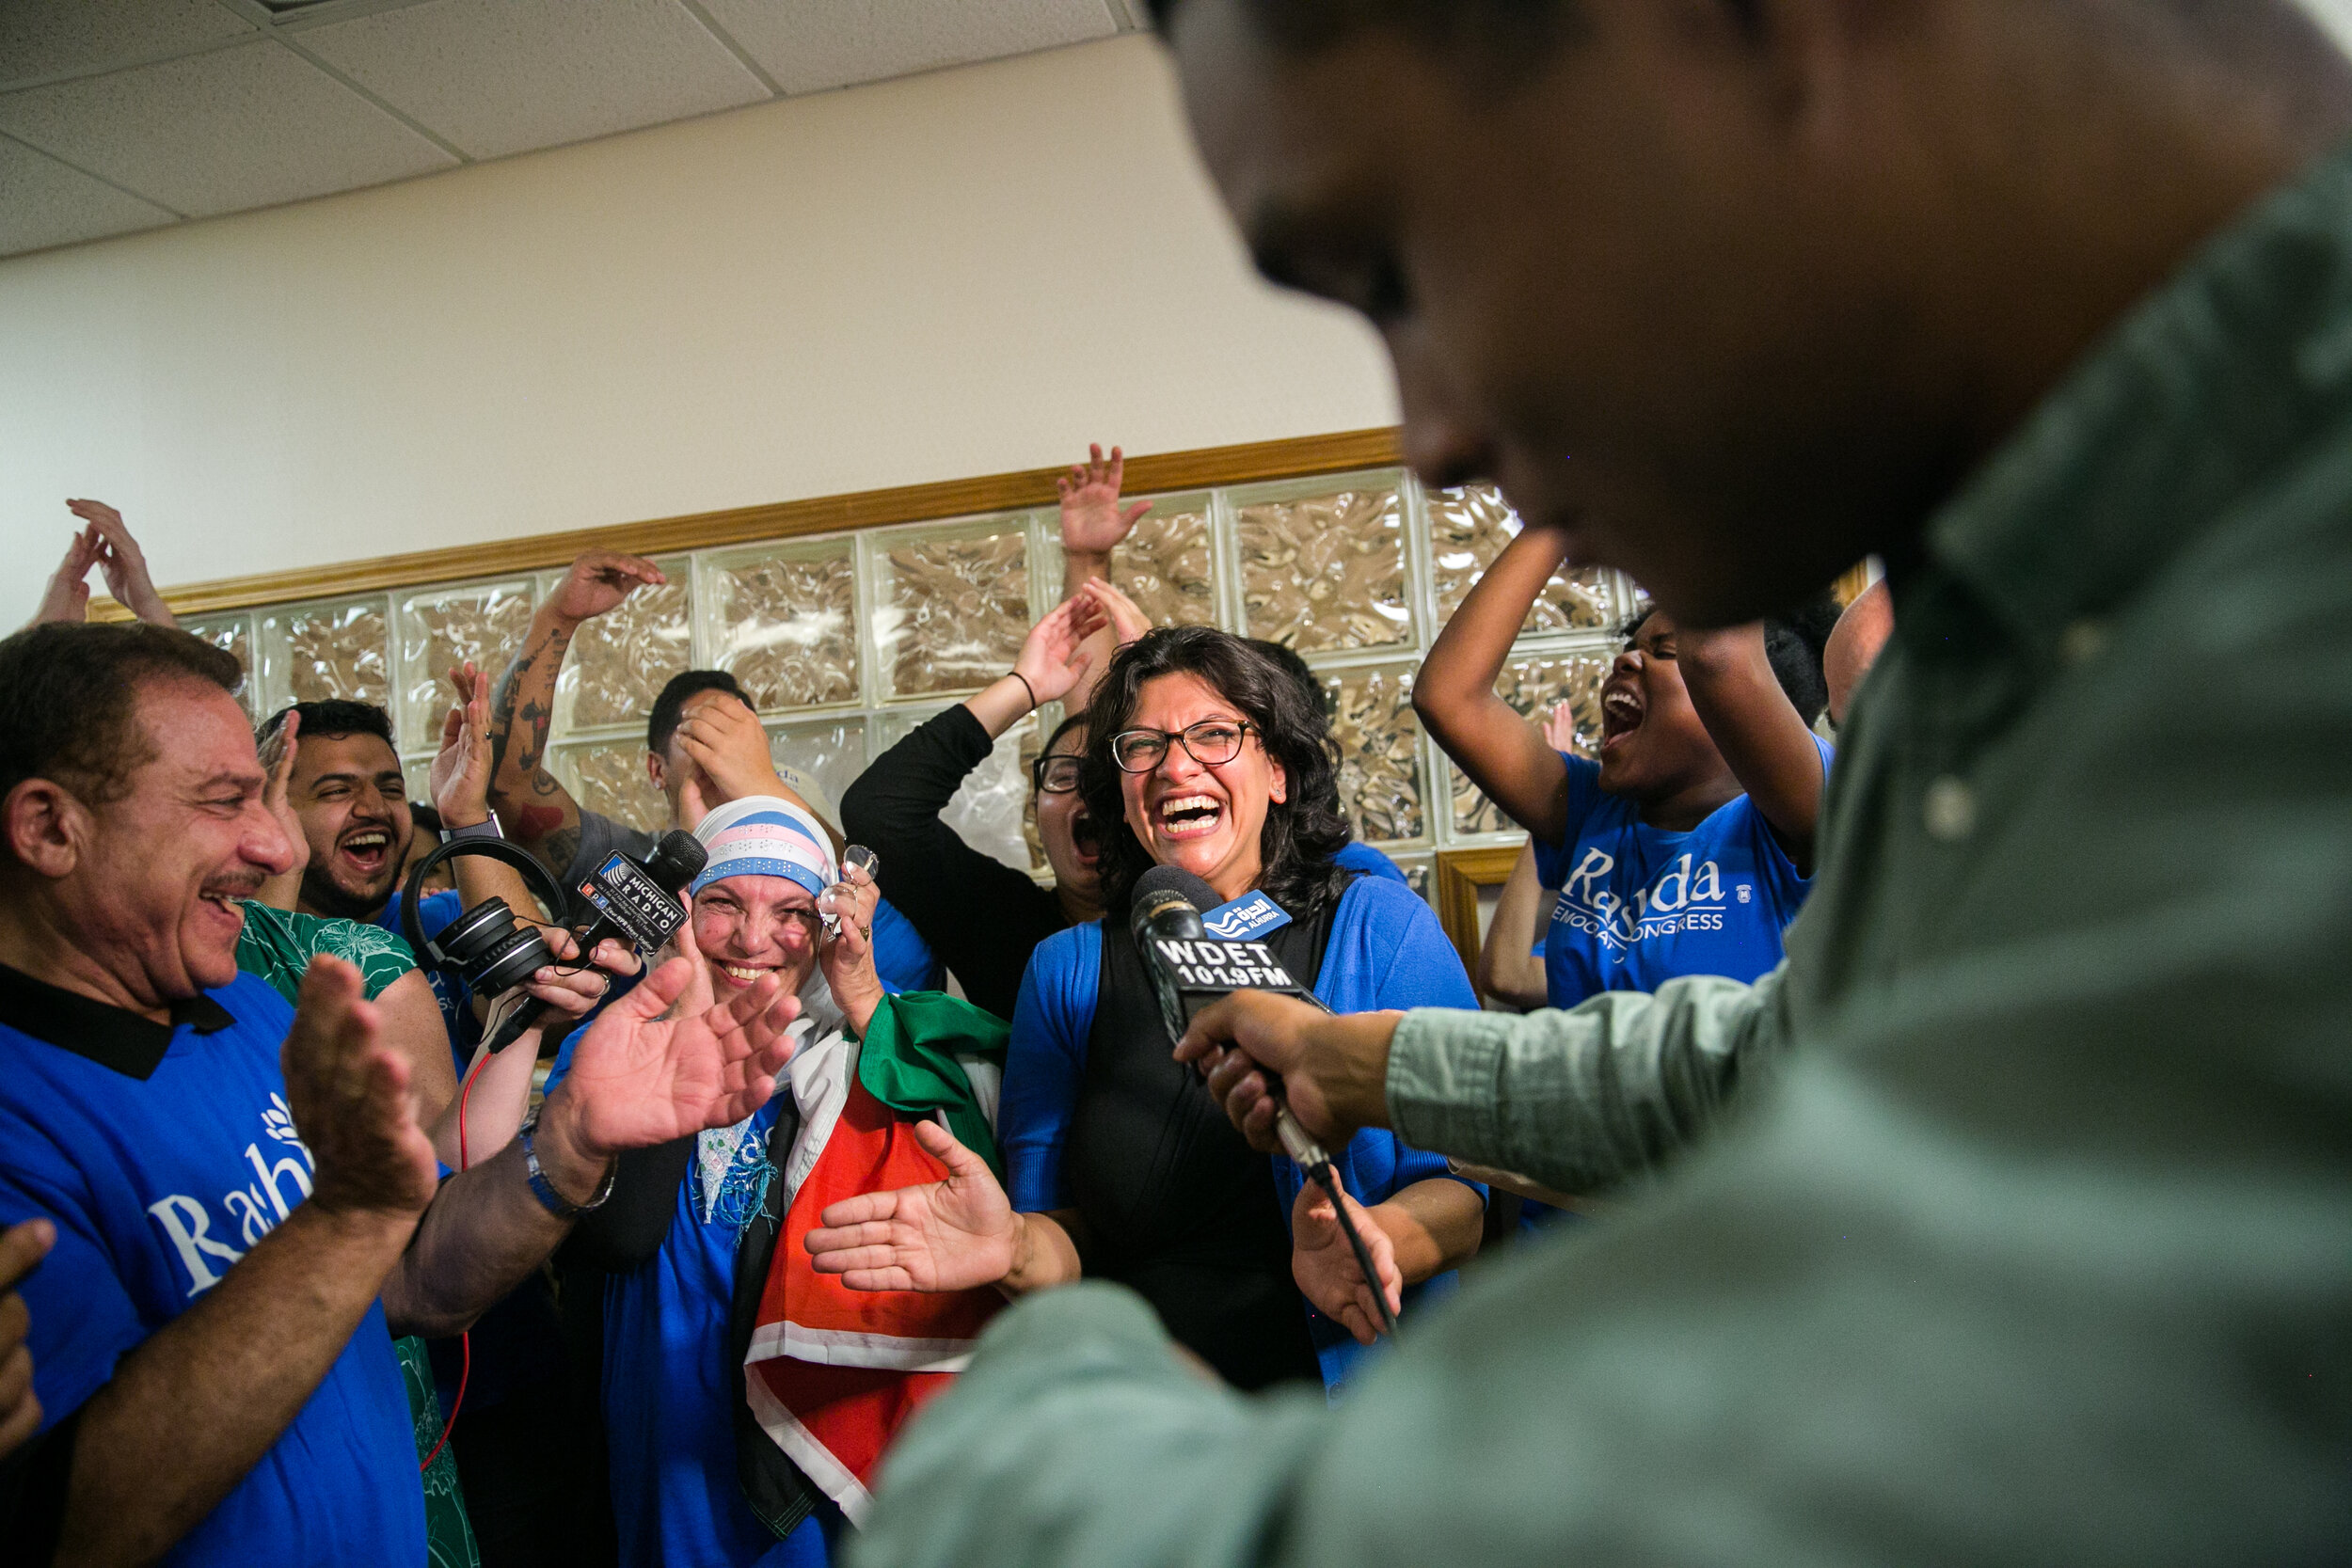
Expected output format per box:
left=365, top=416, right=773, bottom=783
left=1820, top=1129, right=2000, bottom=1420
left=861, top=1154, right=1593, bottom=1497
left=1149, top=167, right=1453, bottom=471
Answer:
left=1362, top=885, right=1480, bottom=1015
left=1530, top=752, right=1608, bottom=888
left=1332, top=840, right=1410, bottom=885
left=1305, top=882, right=1483, bottom=1209
left=0, top=1162, right=145, bottom=1433
left=998, top=926, right=1100, bottom=1213
left=869, top=897, right=945, bottom=996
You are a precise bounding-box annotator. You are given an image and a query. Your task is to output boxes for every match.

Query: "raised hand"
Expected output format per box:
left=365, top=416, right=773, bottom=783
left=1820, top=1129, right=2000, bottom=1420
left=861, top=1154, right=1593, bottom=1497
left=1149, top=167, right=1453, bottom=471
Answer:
left=1540, top=699, right=1581, bottom=754
left=1074, top=577, right=1152, bottom=649
left=803, top=1120, right=1020, bottom=1291
left=1290, top=1173, right=1401, bottom=1346
left=546, top=549, right=665, bottom=627
left=70, top=499, right=177, bottom=627
left=670, top=694, right=785, bottom=808
left=1011, top=596, right=1109, bottom=708
left=30, top=524, right=103, bottom=626
left=818, top=857, right=885, bottom=1036
left=1057, top=443, right=1153, bottom=558
left=0, top=1216, right=54, bottom=1459
left=661, top=895, right=720, bottom=1021
left=548, top=954, right=800, bottom=1157
left=253, top=710, right=308, bottom=911
left=429, top=664, right=495, bottom=827
left=283, top=958, right=441, bottom=1222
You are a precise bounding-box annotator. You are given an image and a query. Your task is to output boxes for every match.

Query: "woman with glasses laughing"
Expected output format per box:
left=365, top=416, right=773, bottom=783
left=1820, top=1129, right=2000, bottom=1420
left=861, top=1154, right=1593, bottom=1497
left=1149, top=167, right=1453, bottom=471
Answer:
left=808, top=626, right=1485, bottom=1391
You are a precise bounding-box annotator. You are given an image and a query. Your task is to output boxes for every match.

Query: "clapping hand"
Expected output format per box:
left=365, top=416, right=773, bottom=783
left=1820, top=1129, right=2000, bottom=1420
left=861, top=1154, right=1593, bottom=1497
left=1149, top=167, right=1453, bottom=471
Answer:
left=284, top=958, right=442, bottom=1223
left=30, top=524, right=103, bottom=626
left=1010, top=595, right=1111, bottom=709
left=430, top=664, right=496, bottom=827
left=71, top=500, right=176, bottom=627
left=544, top=953, right=800, bottom=1159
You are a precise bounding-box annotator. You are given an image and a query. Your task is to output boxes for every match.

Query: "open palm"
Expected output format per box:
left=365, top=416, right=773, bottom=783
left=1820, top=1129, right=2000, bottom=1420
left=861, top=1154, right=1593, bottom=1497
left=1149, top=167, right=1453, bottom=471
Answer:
left=555, top=956, right=798, bottom=1156
left=803, top=1120, right=1019, bottom=1292
left=1057, top=443, right=1153, bottom=555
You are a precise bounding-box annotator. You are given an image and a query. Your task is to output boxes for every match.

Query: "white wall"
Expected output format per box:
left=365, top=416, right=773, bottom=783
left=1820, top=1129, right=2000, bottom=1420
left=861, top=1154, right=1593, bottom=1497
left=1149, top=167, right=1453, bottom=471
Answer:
left=0, top=33, right=1397, bottom=627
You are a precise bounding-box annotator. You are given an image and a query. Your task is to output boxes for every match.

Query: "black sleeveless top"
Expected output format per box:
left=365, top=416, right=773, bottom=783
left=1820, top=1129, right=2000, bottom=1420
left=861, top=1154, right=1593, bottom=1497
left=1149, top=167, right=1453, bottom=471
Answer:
left=1061, top=896, right=1334, bottom=1390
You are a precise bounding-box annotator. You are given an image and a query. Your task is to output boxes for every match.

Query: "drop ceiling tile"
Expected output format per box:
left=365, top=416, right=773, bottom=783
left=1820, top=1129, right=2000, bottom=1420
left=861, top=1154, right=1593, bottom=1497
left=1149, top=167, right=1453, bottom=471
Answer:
left=0, top=40, right=455, bottom=218
left=0, top=135, right=175, bottom=256
left=299, top=0, right=769, bottom=161
left=698, top=0, right=1119, bottom=96
left=0, top=0, right=253, bottom=92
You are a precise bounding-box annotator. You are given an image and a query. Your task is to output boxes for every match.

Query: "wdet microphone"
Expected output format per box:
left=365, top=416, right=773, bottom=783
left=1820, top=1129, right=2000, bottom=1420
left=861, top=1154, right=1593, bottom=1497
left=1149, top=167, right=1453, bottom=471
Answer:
left=479, top=830, right=707, bottom=1054
left=1130, top=863, right=1399, bottom=1338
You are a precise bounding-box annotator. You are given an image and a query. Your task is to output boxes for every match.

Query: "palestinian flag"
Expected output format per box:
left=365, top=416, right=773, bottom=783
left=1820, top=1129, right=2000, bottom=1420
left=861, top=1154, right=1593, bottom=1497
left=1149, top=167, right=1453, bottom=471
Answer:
left=743, top=996, right=1006, bottom=1523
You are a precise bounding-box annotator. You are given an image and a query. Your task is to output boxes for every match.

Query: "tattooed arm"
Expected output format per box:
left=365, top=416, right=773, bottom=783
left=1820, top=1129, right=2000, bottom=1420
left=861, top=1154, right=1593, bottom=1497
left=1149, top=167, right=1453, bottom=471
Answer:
left=485, top=551, right=667, bottom=880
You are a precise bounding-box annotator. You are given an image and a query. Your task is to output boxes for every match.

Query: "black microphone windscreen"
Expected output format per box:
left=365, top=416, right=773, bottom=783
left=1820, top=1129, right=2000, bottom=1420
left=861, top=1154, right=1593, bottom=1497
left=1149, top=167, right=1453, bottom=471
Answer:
left=644, top=829, right=708, bottom=894
left=1133, top=863, right=1219, bottom=916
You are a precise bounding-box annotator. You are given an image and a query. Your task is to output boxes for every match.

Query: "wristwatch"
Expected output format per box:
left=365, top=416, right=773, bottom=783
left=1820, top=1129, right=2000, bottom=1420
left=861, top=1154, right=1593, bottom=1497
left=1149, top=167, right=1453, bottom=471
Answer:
left=446, top=812, right=503, bottom=843
left=517, top=1107, right=615, bottom=1218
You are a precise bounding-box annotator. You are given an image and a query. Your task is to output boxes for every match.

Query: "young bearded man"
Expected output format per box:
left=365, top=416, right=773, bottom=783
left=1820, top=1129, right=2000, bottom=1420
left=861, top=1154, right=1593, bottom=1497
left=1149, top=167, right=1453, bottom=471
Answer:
left=0, top=622, right=804, bottom=1567
left=841, top=3, right=2352, bottom=1564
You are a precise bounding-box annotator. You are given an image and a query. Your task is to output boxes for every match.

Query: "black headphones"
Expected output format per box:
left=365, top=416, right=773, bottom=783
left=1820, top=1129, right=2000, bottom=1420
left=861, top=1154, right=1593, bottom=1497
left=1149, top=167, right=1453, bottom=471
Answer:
left=399, top=838, right=574, bottom=997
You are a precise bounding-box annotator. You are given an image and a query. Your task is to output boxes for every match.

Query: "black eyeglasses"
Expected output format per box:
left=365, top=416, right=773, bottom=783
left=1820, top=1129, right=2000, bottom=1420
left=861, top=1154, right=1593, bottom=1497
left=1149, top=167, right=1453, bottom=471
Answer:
left=1109, top=720, right=1254, bottom=774
left=1030, top=753, right=1084, bottom=795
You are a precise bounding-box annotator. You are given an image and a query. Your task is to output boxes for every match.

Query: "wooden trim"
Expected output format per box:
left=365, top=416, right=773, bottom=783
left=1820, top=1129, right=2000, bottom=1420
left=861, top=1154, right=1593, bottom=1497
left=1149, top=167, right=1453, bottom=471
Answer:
left=1433, top=845, right=1523, bottom=982
left=93, top=427, right=1404, bottom=622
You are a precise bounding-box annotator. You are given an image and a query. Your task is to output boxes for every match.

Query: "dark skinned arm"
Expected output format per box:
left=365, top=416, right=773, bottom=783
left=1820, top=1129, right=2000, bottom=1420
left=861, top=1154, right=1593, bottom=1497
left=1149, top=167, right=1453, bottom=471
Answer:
left=1413, top=526, right=1573, bottom=846
left=485, top=551, right=665, bottom=880
left=1477, top=838, right=1553, bottom=1010
left=1677, top=625, right=1826, bottom=873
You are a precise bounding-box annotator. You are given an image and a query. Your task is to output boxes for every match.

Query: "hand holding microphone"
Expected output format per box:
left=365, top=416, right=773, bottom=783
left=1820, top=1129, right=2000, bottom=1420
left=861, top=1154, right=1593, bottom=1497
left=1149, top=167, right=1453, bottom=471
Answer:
left=1133, top=865, right=1402, bottom=1338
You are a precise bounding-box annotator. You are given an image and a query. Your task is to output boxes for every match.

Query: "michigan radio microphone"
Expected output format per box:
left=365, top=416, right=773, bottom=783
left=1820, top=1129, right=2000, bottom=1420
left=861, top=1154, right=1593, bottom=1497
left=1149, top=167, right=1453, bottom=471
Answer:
left=1129, top=863, right=1399, bottom=1338
left=480, top=829, right=707, bottom=1054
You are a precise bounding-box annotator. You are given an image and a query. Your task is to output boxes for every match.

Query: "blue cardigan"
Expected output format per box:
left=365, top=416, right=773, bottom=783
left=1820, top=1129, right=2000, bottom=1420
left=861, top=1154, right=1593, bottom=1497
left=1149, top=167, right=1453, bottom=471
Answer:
left=1000, top=874, right=1484, bottom=1388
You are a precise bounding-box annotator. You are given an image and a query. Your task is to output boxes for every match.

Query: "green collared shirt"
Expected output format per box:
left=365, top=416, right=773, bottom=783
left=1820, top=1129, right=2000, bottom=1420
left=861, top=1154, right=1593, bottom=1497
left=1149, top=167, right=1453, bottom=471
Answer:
left=850, top=145, right=2352, bottom=1567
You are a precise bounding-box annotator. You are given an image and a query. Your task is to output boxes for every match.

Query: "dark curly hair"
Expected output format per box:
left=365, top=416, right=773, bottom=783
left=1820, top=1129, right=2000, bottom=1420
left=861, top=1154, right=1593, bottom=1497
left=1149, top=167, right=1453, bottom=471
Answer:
left=1077, top=626, right=1351, bottom=917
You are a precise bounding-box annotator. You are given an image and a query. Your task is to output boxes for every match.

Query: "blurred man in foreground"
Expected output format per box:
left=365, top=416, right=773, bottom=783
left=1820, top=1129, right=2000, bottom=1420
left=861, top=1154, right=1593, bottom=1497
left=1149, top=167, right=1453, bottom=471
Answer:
left=847, top=2, right=2352, bottom=1563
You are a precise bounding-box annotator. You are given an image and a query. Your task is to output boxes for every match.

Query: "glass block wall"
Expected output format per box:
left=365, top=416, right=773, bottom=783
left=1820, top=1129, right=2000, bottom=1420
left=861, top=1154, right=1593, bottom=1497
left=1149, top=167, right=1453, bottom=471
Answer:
left=183, top=468, right=1643, bottom=899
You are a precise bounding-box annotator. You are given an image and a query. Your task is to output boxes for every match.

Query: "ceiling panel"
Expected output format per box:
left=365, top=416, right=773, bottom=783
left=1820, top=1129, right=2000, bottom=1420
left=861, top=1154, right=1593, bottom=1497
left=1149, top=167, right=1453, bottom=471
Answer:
left=0, top=0, right=253, bottom=92
left=299, top=0, right=769, bottom=161
left=0, top=38, right=456, bottom=217
left=0, top=135, right=176, bottom=255
left=698, top=0, right=1119, bottom=97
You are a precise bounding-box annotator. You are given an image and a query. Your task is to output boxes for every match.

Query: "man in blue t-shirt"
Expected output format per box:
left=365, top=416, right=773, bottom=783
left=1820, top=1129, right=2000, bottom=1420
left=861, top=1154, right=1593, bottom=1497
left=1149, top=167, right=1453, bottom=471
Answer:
left=0, top=622, right=806, bottom=1567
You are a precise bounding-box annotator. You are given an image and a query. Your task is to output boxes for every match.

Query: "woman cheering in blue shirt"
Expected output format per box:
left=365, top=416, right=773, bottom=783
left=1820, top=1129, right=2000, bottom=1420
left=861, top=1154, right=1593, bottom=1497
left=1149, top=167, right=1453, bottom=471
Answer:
left=807, top=628, right=1484, bottom=1389
left=1417, top=523, right=1836, bottom=1013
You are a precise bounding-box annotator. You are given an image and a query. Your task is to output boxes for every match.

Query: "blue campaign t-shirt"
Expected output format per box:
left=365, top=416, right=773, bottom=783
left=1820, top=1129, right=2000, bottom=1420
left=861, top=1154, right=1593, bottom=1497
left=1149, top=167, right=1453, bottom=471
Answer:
left=1532, top=739, right=1831, bottom=1009
left=1000, top=875, right=1483, bottom=1389
left=0, top=967, right=421, bottom=1568
left=544, top=1033, right=835, bottom=1568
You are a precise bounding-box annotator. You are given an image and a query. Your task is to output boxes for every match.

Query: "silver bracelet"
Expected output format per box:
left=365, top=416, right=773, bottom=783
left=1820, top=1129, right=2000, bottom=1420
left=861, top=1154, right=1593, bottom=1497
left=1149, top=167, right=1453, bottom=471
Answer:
left=518, top=1108, right=614, bottom=1218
